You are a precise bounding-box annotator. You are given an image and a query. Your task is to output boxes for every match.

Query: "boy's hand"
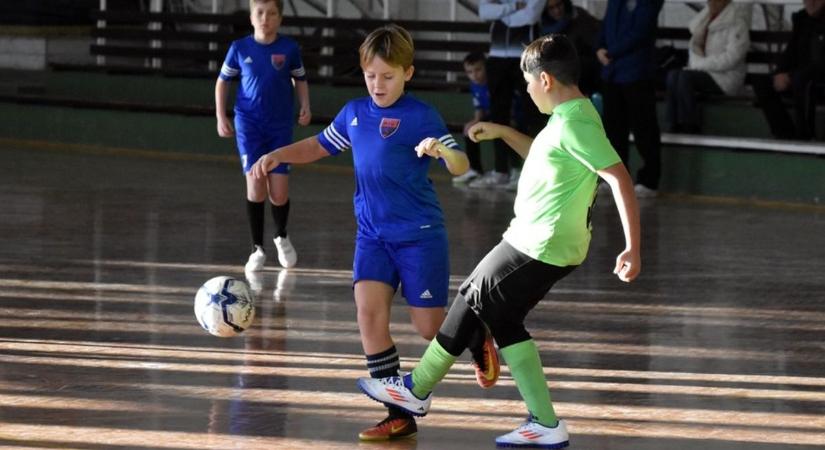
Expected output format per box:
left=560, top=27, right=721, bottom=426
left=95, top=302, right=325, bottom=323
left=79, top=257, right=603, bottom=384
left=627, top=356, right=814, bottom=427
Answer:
left=596, top=48, right=611, bottom=66
left=217, top=116, right=234, bottom=137
left=297, top=106, right=312, bottom=126
left=613, top=249, right=640, bottom=282
left=415, top=137, right=445, bottom=159
left=468, top=121, right=500, bottom=143
left=251, top=153, right=279, bottom=179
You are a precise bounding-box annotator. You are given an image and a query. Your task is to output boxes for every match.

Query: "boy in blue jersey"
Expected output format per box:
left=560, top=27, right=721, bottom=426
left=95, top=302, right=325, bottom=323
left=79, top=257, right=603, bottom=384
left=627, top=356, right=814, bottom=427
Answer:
left=250, top=24, right=499, bottom=441
left=453, top=51, right=490, bottom=185
left=215, top=0, right=311, bottom=272
left=356, top=34, right=641, bottom=449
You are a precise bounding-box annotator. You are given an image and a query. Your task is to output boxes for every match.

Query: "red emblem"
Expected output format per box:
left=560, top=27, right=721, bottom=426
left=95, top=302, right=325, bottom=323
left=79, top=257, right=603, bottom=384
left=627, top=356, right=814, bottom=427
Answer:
left=271, top=54, right=285, bottom=70
left=380, top=118, right=401, bottom=138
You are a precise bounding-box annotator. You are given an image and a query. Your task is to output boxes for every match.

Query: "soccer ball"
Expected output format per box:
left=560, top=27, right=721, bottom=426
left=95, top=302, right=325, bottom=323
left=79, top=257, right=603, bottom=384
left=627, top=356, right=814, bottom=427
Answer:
left=194, top=276, right=256, bottom=337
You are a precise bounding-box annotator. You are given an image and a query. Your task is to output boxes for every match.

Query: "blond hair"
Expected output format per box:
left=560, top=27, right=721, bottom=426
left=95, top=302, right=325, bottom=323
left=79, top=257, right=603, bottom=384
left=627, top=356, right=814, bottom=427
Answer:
left=359, top=24, right=414, bottom=69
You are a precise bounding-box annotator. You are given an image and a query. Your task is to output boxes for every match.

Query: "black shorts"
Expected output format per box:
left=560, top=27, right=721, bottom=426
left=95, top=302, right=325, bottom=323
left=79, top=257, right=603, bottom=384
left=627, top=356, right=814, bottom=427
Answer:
left=457, top=240, right=576, bottom=347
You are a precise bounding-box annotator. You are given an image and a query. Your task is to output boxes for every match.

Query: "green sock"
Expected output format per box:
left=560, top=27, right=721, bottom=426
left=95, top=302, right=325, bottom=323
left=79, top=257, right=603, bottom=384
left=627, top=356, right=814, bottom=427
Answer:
left=410, top=339, right=457, bottom=398
left=500, top=339, right=558, bottom=427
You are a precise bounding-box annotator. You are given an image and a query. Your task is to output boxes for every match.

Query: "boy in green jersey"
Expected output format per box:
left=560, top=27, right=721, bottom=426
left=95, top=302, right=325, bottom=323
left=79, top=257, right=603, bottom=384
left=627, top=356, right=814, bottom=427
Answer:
left=356, top=34, right=641, bottom=449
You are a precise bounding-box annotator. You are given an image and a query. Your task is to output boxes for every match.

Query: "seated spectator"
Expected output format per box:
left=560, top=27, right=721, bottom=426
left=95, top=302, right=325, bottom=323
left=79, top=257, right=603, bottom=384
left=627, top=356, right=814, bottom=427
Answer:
left=753, top=0, right=825, bottom=140
left=665, top=0, right=750, bottom=133
left=540, top=0, right=602, bottom=95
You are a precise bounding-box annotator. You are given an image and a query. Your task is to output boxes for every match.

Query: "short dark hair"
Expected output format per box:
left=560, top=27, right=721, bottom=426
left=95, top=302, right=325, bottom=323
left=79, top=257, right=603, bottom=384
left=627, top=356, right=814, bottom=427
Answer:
left=463, top=51, right=486, bottom=65
left=250, top=0, right=283, bottom=14
left=519, top=34, right=580, bottom=86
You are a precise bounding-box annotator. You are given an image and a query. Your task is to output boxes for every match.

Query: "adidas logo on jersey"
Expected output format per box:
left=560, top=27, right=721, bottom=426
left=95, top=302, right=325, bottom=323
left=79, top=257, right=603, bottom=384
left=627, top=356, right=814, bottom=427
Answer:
left=419, top=290, right=433, bottom=299
left=243, top=56, right=253, bottom=64
left=350, top=117, right=358, bottom=126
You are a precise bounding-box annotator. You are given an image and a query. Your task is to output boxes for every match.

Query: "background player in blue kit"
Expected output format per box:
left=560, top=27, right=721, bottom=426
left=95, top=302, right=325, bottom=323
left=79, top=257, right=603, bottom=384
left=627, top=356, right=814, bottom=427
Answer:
left=215, top=0, right=311, bottom=272
left=250, top=24, right=498, bottom=441
left=452, top=51, right=490, bottom=185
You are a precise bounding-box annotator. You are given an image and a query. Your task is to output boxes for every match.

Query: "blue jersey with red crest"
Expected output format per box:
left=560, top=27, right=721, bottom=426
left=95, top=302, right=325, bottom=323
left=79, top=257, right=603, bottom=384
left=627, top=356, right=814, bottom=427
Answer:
left=219, top=34, right=306, bottom=131
left=317, top=94, right=460, bottom=241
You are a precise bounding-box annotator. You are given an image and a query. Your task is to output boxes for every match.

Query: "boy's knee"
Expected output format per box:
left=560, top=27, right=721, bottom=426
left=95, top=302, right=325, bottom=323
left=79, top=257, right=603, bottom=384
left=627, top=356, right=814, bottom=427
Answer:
left=269, top=191, right=288, bottom=205
left=489, top=322, right=531, bottom=349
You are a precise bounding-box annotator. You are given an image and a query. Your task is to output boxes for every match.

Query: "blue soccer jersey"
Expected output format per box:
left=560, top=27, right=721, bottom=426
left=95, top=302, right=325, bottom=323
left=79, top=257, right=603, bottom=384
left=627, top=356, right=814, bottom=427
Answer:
left=469, top=81, right=490, bottom=112
left=316, top=94, right=460, bottom=241
left=219, top=35, right=306, bottom=131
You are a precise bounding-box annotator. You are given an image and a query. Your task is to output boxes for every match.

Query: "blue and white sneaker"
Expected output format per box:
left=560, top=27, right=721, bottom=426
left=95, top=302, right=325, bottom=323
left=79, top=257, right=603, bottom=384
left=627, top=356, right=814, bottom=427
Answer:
left=357, top=375, right=431, bottom=417
left=495, top=417, right=569, bottom=449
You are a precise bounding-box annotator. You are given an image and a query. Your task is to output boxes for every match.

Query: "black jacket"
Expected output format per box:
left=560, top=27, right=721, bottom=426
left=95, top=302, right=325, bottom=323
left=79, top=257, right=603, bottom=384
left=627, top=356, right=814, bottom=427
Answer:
left=776, top=9, right=825, bottom=74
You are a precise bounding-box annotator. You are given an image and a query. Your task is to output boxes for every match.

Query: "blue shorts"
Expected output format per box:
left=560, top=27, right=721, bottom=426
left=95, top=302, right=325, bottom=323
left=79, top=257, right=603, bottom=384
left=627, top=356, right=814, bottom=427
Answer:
left=353, top=232, right=450, bottom=308
left=235, top=120, right=291, bottom=174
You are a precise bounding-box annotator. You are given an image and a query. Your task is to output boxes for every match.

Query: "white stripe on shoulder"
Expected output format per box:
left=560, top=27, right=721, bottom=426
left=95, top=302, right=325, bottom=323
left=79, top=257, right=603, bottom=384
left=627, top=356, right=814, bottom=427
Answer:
left=290, top=66, right=306, bottom=77
left=327, top=124, right=351, bottom=147
left=323, top=126, right=349, bottom=150
left=439, top=134, right=459, bottom=148
left=221, top=64, right=239, bottom=77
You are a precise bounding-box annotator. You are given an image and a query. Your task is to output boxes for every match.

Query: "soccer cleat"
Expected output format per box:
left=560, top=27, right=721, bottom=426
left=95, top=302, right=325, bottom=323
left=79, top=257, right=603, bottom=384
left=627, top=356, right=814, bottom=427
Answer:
left=273, top=236, right=297, bottom=268
left=495, top=417, right=569, bottom=449
left=357, top=375, right=431, bottom=417
left=244, top=245, right=266, bottom=272
left=452, top=168, right=481, bottom=185
left=472, top=332, right=500, bottom=389
left=358, top=415, right=417, bottom=441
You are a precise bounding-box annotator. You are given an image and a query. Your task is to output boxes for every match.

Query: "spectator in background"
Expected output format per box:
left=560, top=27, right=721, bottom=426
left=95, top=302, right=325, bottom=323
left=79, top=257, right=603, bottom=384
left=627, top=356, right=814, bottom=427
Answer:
left=665, top=0, right=750, bottom=134
left=541, top=0, right=602, bottom=96
left=472, top=0, right=546, bottom=190
left=454, top=51, right=490, bottom=185
left=753, top=0, right=825, bottom=140
left=597, top=0, right=664, bottom=198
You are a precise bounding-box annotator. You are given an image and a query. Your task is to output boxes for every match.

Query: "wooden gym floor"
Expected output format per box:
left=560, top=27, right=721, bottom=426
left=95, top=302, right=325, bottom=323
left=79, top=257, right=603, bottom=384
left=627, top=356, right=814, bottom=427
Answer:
left=1, top=144, right=823, bottom=449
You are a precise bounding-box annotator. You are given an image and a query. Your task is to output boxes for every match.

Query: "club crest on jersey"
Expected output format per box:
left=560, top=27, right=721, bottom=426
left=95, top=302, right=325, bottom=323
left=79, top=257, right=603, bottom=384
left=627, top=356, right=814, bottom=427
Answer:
left=271, top=54, right=286, bottom=70
left=380, top=118, right=401, bottom=138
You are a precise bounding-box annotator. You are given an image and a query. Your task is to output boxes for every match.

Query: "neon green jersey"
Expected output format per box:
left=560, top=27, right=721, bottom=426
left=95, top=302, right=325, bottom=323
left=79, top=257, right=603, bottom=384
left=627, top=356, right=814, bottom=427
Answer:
left=502, top=97, right=621, bottom=266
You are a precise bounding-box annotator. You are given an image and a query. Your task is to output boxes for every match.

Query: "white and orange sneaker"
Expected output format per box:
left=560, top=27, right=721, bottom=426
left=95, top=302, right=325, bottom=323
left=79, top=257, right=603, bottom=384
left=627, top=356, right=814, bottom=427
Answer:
left=356, top=375, right=431, bottom=417
left=495, top=417, right=569, bottom=449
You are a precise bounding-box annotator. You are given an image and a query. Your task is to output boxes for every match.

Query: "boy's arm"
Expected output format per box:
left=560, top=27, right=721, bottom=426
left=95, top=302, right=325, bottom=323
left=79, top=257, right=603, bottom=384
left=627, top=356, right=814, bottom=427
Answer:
left=597, top=162, right=641, bottom=282
left=468, top=121, right=533, bottom=159
left=251, top=136, right=329, bottom=179
left=215, top=78, right=234, bottom=137
left=294, top=79, right=311, bottom=126
left=415, top=137, right=470, bottom=176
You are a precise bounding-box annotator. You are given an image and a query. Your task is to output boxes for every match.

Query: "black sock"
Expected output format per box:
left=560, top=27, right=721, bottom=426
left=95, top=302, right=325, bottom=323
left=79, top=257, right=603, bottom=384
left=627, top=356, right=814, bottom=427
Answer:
left=366, top=345, right=410, bottom=420
left=246, top=200, right=265, bottom=248
left=271, top=200, right=290, bottom=238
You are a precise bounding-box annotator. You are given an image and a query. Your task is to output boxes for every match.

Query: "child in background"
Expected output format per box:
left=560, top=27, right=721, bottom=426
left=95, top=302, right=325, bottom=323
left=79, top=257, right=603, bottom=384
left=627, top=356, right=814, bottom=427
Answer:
left=453, top=51, right=490, bottom=185
left=215, top=0, right=311, bottom=272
